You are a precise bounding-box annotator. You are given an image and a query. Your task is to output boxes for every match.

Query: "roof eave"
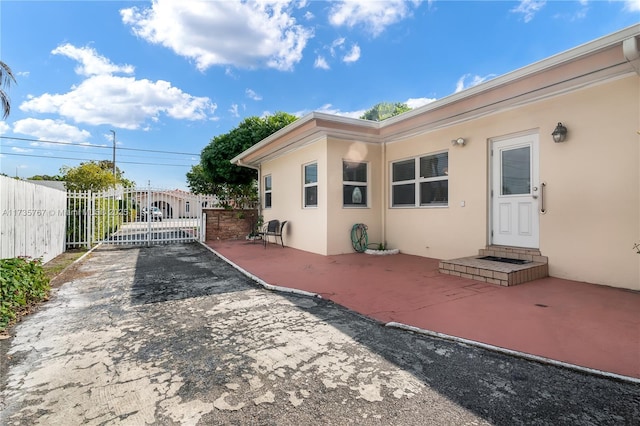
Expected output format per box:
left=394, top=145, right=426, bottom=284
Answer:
left=231, top=112, right=380, bottom=167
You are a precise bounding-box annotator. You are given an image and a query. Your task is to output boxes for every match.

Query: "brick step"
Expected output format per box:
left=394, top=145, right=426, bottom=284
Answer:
left=479, top=245, right=548, bottom=264
left=439, top=255, right=548, bottom=286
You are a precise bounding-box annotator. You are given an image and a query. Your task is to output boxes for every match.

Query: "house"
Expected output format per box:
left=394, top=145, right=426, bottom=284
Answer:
left=135, top=189, right=217, bottom=219
left=231, top=25, right=640, bottom=291
left=26, top=179, right=67, bottom=192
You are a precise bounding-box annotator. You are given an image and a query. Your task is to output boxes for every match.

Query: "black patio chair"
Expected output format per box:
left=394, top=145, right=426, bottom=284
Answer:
left=261, top=220, right=287, bottom=248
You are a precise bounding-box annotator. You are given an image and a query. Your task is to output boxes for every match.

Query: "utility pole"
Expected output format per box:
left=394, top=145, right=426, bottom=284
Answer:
left=110, top=130, right=116, bottom=177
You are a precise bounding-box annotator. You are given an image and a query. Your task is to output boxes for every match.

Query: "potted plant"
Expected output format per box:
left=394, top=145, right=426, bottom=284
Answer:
left=365, top=242, right=400, bottom=256
left=246, top=215, right=264, bottom=240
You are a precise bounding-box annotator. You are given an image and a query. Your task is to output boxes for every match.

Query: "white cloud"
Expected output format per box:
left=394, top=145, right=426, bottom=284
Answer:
left=20, top=44, right=216, bottom=130
left=314, top=56, right=330, bottom=70
left=314, top=103, right=365, bottom=119
left=343, top=44, right=361, bottom=63
left=511, top=0, right=546, bottom=23
left=229, top=104, right=240, bottom=118
left=52, top=44, right=134, bottom=76
left=405, top=97, right=436, bottom=109
left=331, top=37, right=346, bottom=57
left=322, top=37, right=360, bottom=66
left=11, top=146, right=32, bottom=153
left=624, top=0, right=640, bottom=11
left=121, top=0, right=314, bottom=71
left=328, top=0, right=423, bottom=36
left=13, top=118, right=91, bottom=143
left=455, top=73, right=496, bottom=93
left=103, top=132, right=122, bottom=146
left=0, top=121, right=9, bottom=134
left=301, top=98, right=437, bottom=121
left=16, top=71, right=30, bottom=78
left=246, top=89, right=263, bottom=101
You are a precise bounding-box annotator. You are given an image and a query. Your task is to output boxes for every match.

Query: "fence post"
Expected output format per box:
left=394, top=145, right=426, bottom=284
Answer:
left=146, top=184, right=152, bottom=247
left=87, top=190, right=93, bottom=248
left=201, top=212, right=206, bottom=243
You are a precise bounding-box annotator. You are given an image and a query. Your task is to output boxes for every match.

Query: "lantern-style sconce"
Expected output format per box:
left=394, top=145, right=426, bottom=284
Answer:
left=552, top=122, right=568, bottom=143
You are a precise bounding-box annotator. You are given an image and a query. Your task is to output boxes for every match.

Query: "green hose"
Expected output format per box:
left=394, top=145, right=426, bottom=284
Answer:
left=351, top=223, right=368, bottom=253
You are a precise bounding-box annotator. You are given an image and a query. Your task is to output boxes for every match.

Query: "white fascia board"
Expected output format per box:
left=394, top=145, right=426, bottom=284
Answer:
left=231, top=112, right=380, bottom=166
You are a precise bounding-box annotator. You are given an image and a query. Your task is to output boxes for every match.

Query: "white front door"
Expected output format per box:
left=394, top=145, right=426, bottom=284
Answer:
left=491, top=134, right=540, bottom=248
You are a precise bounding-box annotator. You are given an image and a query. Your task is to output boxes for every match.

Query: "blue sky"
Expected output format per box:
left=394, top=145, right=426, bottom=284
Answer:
left=1, top=1, right=638, bottom=190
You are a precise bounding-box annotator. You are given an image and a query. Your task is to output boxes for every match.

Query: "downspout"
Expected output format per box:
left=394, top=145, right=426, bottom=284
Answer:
left=381, top=139, right=387, bottom=247
left=628, top=37, right=640, bottom=289
left=622, top=36, right=640, bottom=76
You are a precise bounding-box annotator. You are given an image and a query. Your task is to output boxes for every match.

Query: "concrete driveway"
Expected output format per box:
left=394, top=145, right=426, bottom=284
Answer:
left=1, top=243, right=637, bottom=425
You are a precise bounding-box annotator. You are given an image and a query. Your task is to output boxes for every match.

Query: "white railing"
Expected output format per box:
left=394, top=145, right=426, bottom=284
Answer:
left=66, top=186, right=214, bottom=247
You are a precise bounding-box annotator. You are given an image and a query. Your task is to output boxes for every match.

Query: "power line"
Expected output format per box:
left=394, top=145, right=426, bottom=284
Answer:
left=5, top=144, right=193, bottom=161
left=0, top=136, right=200, bottom=156
left=0, top=152, right=195, bottom=167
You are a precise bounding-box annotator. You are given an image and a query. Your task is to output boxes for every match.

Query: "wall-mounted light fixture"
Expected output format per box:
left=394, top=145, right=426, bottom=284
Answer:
left=451, top=137, right=466, bottom=147
left=552, top=122, right=568, bottom=143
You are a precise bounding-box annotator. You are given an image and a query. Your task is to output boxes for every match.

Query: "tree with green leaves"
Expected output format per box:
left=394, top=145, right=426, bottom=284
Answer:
left=191, top=112, right=297, bottom=206
left=61, top=161, right=133, bottom=192
left=28, top=174, right=64, bottom=181
left=1, top=61, right=17, bottom=119
left=94, top=160, right=134, bottom=188
left=200, top=112, right=297, bottom=185
left=360, top=102, right=411, bottom=122
left=186, top=164, right=220, bottom=195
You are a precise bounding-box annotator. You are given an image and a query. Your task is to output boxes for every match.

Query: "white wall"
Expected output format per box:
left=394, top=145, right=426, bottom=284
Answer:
left=0, top=176, right=67, bottom=263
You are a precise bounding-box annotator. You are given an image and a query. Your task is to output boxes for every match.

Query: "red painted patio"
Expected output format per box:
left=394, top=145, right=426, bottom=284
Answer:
left=206, top=240, right=640, bottom=380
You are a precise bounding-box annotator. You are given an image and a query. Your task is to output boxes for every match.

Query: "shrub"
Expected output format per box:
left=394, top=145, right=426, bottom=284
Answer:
left=0, top=257, right=50, bottom=331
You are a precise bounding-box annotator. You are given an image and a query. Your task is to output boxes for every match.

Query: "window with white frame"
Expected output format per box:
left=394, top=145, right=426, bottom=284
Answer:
left=343, top=161, right=367, bottom=207
left=185, top=201, right=190, bottom=213
left=264, top=175, right=272, bottom=209
left=391, top=151, right=448, bottom=207
left=303, top=163, right=318, bottom=207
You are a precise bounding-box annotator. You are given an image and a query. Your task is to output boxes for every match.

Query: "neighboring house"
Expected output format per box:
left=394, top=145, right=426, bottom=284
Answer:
left=26, top=179, right=67, bottom=192
left=135, top=189, right=217, bottom=219
left=232, top=26, right=640, bottom=291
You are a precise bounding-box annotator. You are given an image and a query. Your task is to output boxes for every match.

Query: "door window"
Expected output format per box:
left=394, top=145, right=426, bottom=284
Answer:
left=501, top=147, right=530, bottom=195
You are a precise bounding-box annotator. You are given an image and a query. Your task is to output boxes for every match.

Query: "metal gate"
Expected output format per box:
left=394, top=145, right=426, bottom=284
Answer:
left=66, top=186, right=214, bottom=248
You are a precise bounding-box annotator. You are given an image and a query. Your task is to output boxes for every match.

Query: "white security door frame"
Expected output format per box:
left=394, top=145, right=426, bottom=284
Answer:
left=490, top=133, right=540, bottom=248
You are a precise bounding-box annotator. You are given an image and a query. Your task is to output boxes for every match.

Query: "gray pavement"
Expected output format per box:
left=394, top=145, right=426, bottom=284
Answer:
left=0, top=243, right=638, bottom=425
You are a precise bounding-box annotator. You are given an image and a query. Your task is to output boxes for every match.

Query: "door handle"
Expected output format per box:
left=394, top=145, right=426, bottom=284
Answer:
left=532, top=186, right=538, bottom=199
left=539, top=182, right=546, bottom=214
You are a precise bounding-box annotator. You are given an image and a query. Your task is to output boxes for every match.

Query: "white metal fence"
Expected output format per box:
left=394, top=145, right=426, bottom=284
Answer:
left=67, top=186, right=213, bottom=248
left=0, top=176, right=67, bottom=263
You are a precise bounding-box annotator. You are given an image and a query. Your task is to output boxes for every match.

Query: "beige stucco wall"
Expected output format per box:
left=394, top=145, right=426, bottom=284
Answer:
left=326, top=138, right=382, bottom=254
left=260, top=137, right=383, bottom=255
left=537, top=75, right=639, bottom=290
left=260, top=139, right=329, bottom=254
left=384, top=75, right=640, bottom=290
left=256, top=74, right=639, bottom=290
left=384, top=128, right=488, bottom=261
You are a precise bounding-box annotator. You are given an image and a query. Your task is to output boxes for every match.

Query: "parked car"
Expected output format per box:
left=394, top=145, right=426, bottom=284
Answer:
left=140, top=206, right=163, bottom=221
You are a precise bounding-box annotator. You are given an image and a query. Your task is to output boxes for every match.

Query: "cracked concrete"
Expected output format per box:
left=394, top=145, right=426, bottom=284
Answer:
left=1, top=243, right=638, bottom=425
